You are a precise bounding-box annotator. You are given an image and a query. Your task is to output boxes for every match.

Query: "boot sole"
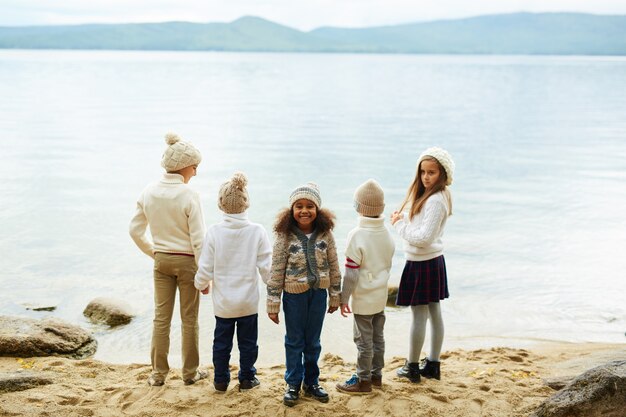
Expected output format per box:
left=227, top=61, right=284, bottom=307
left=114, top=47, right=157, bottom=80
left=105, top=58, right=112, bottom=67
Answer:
left=304, top=393, right=329, bottom=403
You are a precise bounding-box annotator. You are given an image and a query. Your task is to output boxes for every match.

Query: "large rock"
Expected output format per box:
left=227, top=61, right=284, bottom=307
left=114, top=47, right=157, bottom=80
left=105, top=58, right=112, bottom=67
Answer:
left=83, top=297, right=134, bottom=326
left=0, top=371, right=53, bottom=392
left=0, top=316, right=97, bottom=359
left=531, top=360, right=626, bottom=417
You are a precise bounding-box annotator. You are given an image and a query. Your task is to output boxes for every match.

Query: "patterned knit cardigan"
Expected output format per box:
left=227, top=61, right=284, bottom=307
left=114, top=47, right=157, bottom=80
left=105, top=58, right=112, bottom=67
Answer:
left=266, top=228, right=341, bottom=314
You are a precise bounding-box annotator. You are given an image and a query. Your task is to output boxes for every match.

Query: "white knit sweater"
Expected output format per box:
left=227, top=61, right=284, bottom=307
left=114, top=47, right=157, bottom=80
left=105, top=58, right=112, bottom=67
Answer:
left=394, top=191, right=450, bottom=261
left=194, top=212, right=272, bottom=319
left=129, top=173, right=205, bottom=264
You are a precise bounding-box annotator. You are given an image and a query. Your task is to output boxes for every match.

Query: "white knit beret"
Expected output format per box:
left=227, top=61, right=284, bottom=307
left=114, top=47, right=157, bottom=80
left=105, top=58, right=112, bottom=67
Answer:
left=354, top=179, right=385, bottom=217
left=418, top=147, right=455, bottom=186
left=161, top=132, right=202, bottom=172
left=289, top=182, right=322, bottom=208
left=218, top=172, right=249, bottom=214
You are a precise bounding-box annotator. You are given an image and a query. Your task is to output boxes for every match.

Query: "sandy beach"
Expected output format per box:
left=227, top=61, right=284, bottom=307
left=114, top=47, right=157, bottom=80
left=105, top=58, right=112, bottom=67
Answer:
left=1, top=342, right=624, bottom=417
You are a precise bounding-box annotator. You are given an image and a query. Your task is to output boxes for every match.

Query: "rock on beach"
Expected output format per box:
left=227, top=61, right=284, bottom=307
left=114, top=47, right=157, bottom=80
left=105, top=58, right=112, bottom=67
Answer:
left=83, top=297, right=134, bottom=327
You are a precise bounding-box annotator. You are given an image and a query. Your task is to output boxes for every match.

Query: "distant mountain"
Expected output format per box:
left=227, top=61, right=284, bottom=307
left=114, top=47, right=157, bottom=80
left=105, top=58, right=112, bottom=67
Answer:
left=1, top=13, right=625, bottom=55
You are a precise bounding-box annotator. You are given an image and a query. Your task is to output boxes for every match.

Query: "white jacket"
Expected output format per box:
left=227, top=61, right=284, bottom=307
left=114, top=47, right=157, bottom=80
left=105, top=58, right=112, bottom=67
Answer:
left=194, top=212, right=272, bottom=318
left=129, top=173, right=205, bottom=264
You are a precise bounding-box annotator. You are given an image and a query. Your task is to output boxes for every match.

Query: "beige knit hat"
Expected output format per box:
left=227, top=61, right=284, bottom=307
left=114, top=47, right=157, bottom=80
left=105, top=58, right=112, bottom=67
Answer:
left=161, top=132, right=202, bottom=172
left=218, top=172, right=249, bottom=214
left=418, top=147, right=455, bottom=186
left=354, top=179, right=385, bottom=217
left=289, top=182, right=322, bottom=208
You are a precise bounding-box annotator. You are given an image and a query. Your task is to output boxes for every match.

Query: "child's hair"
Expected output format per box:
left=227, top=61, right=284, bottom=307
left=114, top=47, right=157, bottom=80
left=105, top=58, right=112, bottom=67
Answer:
left=274, top=205, right=336, bottom=236
left=398, top=156, right=452, bottom=219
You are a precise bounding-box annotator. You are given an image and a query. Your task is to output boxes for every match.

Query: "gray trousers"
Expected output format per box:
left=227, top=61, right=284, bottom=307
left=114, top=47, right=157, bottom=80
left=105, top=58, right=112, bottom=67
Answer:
left=353, top=311, right=386, bottom=381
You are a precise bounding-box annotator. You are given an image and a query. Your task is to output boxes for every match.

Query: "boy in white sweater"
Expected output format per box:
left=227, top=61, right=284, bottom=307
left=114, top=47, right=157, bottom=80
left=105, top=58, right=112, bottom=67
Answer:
left=194, top=172, right=272, bottom=392
left=336, top=179, right=395, bottom=394
left=129, top=133, right=207, bottom=387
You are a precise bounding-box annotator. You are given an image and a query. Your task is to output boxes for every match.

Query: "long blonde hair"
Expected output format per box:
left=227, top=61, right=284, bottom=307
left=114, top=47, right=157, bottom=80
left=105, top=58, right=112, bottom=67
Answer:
left=398, top=156, right=452, bottom=219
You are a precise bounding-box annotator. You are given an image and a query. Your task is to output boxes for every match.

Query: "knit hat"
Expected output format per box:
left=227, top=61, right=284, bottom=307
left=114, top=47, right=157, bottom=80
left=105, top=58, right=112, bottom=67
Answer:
left=289, top=182, right=322, bottom=208
left=418, top=147, right=455, bottom=186
left=161, top=132, right=202, bottom=172
left=354, top=179, right=385, bottom=217
left=218, top=172, right=249, bottom=214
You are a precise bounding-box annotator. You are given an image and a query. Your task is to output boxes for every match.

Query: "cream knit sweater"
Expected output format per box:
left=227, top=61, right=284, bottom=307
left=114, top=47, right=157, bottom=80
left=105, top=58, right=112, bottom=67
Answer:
left=394, top=191, right=450, bottom=261
left=129, top=173, right=205, bottom=264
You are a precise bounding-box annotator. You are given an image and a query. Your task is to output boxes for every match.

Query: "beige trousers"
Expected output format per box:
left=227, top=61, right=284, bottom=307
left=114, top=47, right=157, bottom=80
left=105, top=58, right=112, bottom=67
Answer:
left=152, top=252, right=200, bottom=381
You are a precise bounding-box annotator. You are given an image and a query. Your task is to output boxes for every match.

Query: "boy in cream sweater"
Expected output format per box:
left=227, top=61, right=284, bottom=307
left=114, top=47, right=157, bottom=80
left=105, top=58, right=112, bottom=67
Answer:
left=336, top=179, right=395, bottom=394
left=194, top=172, right=272, bottom=392
left=129, top=133, right=207, bottom=387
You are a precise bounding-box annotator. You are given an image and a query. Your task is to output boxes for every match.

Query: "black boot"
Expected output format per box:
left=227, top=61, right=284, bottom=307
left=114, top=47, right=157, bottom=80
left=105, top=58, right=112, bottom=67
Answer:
left=419, top=358, right=441, bottom=380
left=283, top=384, right=300, bottom=407
left=303, top=383, right=329, bottom=403
left=396, top=361, right=421, bottom=383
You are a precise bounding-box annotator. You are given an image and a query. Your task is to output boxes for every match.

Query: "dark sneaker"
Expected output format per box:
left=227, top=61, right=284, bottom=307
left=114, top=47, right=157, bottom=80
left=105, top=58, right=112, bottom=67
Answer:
left=214, top=381, right=229, bottom=392
left=336, top=374, right=372, bottom=394
left=239, top=377, right=260, bottom=391
left=303, top=383, right=329, bottom=403
left=147, top=375, right=165, bottom=387
left=371, top=374, right=382, bottom=388
left=283, top=384, right=300, bottom=407
left=419, top=358, right=441, bottom=380
left=184, top=370, right=208, bottom=386
left=396, top=361, right=421, bottom=383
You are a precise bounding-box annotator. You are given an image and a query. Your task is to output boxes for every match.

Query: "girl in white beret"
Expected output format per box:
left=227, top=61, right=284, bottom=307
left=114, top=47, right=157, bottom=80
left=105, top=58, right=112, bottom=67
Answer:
left=390, top=147, right=455, bottom=383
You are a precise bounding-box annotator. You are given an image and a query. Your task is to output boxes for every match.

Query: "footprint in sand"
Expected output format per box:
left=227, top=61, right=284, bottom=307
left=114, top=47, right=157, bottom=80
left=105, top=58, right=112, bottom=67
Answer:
left=479, top=384, right=491, bottom=392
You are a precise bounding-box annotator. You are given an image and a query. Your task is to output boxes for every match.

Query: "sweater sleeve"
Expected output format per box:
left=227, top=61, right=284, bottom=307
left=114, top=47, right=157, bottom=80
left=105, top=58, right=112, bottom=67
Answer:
left=340, top=258, right=360, bottom=305
left=393, top=199, right=447, bottom=247
left=326, top=233, right=342, bottom=308
left=129, top=193, right=155, bottom=259
left=187, top=191, right=206, bottom=265
left=257, top=227, right=273, bottom=284
left=194, top=230, right=214, bottom=291
left=266, top=234, right=288, bottom=314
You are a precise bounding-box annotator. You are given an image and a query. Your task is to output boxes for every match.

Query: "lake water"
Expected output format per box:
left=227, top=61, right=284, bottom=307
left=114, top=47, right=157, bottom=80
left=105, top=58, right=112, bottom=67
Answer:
left=0, top=50, right=625, bottom=366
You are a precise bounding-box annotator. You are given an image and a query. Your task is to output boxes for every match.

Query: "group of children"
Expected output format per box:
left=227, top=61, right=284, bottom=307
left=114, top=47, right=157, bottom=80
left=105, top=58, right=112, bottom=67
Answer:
left=129, top=133, right=455, bottom=406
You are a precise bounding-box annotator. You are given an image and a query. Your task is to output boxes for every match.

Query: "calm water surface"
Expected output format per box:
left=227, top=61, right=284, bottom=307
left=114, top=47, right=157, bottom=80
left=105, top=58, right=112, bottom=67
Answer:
left=0, top=50, right=625, bottom=366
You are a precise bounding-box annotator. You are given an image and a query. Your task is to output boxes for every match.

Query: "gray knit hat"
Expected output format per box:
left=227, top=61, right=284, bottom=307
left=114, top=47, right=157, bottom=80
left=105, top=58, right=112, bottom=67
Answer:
left=161, top=132, right=202, bottom=172
left=289, top=182, right=322, bottom=208
left=218, top=172, right=249, bottom=214
left=418, top=147, right=455, bottom=186
left=354, top=179, right=385, bottom=217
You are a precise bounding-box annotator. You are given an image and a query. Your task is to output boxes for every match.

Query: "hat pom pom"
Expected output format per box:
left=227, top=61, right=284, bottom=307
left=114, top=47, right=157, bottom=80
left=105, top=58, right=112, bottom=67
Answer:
left=231, top=172, right=248, bottom=190
left=164, top=132, right=181, bottom=145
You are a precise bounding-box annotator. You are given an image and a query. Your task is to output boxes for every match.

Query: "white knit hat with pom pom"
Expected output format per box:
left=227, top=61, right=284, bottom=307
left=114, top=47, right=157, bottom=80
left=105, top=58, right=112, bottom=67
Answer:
left=218, top=172, right=250, bottom=214
left=161, top=132, right=202, bottom=172
left=418, top=147, right=455, bottom=186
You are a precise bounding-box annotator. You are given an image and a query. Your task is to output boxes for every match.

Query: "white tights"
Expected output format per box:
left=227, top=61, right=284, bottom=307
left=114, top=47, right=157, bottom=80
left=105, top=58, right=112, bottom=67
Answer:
left=408, top=302, right=444, bottom=363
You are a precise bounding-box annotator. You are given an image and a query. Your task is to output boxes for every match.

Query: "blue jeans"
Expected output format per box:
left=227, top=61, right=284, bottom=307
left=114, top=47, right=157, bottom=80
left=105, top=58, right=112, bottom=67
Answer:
left=283, top=289, right=327, bottom=387
left=213, top=314, right=258, bottom=384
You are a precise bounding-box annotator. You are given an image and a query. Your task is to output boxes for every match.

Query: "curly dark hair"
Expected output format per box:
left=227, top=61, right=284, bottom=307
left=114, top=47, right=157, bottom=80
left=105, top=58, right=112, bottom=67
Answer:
left=273, top=206, right=336, bottom=236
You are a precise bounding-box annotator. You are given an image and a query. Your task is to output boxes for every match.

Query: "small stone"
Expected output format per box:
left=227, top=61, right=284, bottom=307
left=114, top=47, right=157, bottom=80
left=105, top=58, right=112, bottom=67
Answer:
left=0, top=371, right=54, bottom=393
left=83, top=297, right=134, bottom=327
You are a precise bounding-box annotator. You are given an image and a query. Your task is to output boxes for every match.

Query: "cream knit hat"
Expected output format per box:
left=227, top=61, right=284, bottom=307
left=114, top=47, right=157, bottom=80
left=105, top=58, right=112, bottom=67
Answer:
left=161, top=132, right=202, bottom=172
left=218, top=172, right=249, bottom=214
left=354, top=179, right=385, bottom=217
left=289, top=182, right=322, bottom=208
left=418, top=147, right=455, bottom=186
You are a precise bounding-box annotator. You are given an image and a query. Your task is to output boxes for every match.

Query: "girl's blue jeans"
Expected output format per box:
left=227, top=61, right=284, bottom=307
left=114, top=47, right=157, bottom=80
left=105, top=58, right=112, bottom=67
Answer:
left=282, top=288, right=327, bottom=387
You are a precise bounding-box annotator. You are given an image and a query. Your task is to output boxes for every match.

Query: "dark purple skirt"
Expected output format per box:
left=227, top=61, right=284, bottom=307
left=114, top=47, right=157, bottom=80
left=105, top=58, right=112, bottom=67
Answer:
left=396, top=255, right=449, bottom=306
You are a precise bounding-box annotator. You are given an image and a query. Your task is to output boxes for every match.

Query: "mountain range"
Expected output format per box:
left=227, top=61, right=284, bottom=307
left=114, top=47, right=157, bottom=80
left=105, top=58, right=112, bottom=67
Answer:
left=1, top=13, right=625, bottom=55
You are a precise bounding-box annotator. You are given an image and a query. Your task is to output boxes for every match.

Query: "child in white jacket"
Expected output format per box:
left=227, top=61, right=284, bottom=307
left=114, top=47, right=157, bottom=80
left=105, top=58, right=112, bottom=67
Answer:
left=194, top=172, right=271, bottom=393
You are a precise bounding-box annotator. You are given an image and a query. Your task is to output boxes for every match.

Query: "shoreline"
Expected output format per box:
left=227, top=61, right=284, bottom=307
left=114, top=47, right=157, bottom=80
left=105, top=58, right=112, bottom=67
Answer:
left=1, top=341, right=624, bottom=417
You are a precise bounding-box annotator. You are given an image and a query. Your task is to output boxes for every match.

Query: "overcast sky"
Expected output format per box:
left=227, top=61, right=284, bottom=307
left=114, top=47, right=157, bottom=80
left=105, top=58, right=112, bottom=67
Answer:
left=2, top=0, right=626, bottom=30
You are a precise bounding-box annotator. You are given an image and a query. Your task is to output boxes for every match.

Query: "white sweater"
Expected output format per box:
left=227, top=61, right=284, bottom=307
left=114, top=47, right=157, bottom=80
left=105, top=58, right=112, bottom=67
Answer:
left=344, top=216, right=395, bottom=315
left=394, top=191, right=450, bottom=262
left=194, top=212, right=272, bottom=319
left=129, top=173, right=205, bottom=264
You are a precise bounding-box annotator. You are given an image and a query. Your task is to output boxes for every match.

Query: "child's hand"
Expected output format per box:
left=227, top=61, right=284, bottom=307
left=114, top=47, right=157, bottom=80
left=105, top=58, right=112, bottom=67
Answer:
left=327, top=306, right=338, bottom=314
left=340, top=304, right=352, bottom=317
left=201, top=287, right=209, bottom=295
left=391, top=211, right=403, bottom=225
left=268, top=313, right=280, bottom=324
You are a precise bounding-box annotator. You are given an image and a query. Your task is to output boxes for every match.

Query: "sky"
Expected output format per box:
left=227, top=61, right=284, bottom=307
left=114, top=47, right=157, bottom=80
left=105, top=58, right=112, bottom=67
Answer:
left=1, top=0, right=626, bottom=30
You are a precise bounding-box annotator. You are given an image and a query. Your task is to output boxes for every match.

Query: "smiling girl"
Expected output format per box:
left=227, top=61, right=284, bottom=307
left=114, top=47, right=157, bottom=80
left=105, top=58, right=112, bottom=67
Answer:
left=266, top=182, right=341, bottom=407
left=391, top=147, right=455, bottom=383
